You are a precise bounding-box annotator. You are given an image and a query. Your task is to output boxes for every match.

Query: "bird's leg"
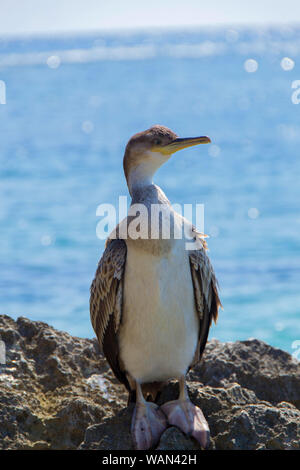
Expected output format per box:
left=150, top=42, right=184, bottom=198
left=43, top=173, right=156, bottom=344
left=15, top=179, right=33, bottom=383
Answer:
left=161, top=376, right=210, bottom=449
left=131, top=382, right=167, bottom=450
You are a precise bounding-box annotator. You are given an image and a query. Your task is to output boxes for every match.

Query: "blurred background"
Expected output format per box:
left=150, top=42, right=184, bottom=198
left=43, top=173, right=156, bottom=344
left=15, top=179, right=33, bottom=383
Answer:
left=0, top=0, right=299, bottom=353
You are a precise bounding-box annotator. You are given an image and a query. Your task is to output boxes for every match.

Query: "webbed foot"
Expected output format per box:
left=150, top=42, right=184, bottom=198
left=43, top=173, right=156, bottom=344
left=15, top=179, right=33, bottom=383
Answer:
left=161, top=398, right=210, bottom=449
left=131, top=401, right=167, bottom=450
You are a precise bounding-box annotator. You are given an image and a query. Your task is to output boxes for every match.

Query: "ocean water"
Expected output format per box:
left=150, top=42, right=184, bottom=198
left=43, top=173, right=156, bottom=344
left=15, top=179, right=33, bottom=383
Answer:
left=0, top=26, right=299, bottom=354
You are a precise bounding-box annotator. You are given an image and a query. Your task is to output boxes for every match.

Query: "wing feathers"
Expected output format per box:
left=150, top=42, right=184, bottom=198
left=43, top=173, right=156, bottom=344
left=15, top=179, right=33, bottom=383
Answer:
left=189, top=245, right=222, bottom=364
left=90, top=238, right=127, bottom=350
left=90, top=238, right=129, bottom=389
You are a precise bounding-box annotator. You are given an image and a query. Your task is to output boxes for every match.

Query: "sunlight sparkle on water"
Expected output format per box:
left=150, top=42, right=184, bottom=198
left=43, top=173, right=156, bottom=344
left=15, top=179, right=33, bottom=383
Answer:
left=46, top=55, right=61, bottom=69
left=248, top=208, right=260, bottom=219
left=244, top=59, right=258, bottom=73
left=280, top=57, right=295, bottom=71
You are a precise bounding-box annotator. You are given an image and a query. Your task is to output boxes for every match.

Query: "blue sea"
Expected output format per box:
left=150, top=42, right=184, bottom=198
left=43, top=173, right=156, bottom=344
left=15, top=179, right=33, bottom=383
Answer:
left=0, top=26, right=300, bottom=354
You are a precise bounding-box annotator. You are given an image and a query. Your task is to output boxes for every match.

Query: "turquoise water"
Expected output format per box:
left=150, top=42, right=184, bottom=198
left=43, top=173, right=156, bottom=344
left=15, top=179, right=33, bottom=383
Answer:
left=0, top=27, right=299, bottom=353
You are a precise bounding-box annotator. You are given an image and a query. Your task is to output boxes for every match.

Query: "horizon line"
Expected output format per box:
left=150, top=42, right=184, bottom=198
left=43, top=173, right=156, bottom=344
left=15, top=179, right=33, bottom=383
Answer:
left=1, top=21, right=300, bottom=41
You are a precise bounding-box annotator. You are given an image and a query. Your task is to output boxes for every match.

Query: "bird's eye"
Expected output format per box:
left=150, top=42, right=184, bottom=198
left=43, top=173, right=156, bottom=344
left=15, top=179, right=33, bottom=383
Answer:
left=154, top=138, right=162, bottom=145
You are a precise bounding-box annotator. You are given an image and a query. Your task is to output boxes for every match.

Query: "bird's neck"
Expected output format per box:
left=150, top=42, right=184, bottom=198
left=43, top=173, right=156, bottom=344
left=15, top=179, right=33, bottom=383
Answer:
left=127, top=161, right=159, bottom=196
left=129, top=182, right=171, bottom=209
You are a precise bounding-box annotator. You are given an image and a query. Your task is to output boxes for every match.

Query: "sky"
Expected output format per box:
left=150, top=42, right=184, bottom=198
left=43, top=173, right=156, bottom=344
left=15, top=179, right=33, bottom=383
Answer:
left=1, top=0, right=300, bottom=36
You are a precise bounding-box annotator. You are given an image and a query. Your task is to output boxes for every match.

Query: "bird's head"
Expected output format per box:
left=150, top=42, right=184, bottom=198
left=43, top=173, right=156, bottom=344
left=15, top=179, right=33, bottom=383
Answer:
left=123, top=125, right=210, bottom=194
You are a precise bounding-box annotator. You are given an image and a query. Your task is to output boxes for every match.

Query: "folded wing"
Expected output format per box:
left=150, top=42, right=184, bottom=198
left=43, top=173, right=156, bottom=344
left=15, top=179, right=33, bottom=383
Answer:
left=90, top=238, right=129, bottom=389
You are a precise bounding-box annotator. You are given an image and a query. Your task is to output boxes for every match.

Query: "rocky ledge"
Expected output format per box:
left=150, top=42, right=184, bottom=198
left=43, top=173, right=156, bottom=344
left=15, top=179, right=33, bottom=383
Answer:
left=0, top=314, right=299, bottom=450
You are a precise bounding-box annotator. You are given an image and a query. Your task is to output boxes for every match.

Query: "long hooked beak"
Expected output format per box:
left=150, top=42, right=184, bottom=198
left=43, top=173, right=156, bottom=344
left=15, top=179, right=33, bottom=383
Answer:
left=160, top=136, right=211, bottom=155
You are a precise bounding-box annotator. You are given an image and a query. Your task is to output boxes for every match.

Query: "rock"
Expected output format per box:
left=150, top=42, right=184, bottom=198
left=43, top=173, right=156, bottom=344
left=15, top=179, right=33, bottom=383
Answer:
left=157, top=427, right=202, bottom=450
left=0, top=315, right=127, bottom=449
left=190, top=338, right=300, bottom=408
left=79, top=407, right=134, bottom=450
left=0, top=315, right=299, bottom=450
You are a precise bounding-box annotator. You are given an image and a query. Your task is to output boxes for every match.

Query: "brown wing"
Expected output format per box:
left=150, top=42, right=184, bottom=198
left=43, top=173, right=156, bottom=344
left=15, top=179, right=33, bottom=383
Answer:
left=90, top=238, right=130, bottom=390
left=189, top=238, right=222, bottom=366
